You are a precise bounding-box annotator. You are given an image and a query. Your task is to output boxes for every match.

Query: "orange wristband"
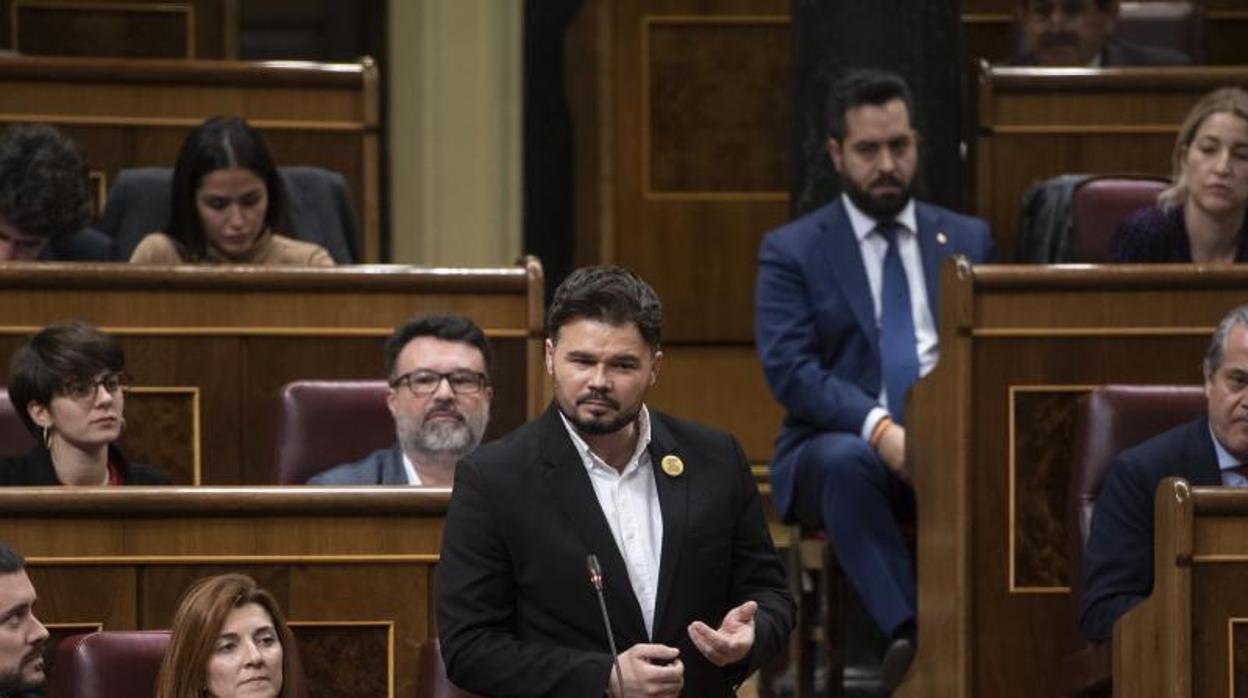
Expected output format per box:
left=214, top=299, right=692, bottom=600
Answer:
left=869, top=416, right=893, bottom=449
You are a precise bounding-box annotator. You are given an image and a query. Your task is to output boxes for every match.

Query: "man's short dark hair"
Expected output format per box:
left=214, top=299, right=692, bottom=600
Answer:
left=0, top=543, right=25, bottom=574
left=546, top=265, right=663, bottom=351
left=383, top=314, right=493, bottom=381
left=824, top=69, right=917, bottom=142
left=0, top=123, right=92, bottom=241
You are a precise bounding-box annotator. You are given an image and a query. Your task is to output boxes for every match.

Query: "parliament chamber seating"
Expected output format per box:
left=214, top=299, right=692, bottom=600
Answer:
left=1060, top=385, right=1206, bottom=696
left=0, top=388, right=34, bottom=457
left=273, top=380, right=392, bottom=484
left=1117, top=2, right=1203, bottom=62
left=100, top=166, right=361, bottom=264
left=1069, top=176, right=1170, bottom=263
left=420, top=639, right=482, bottom=698
left=45, top=630, right=170, bottom=698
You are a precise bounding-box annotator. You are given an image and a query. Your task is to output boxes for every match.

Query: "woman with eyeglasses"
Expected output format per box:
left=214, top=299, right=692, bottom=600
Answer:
left=0, top=321, right=167, bottom=485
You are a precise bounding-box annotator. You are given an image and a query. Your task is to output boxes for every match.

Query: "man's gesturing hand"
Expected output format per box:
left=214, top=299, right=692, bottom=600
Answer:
left=687, top=600, right=757, bottom=666
left=607, top=643, right=683, bottom=698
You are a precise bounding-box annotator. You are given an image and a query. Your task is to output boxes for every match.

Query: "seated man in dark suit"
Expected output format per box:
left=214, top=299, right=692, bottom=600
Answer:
left=1081, top=304, right=1248, bottom=642
left=308, top=314, right=493, bottom=486
left=1010, top=0, right=1191, bottom=66
left=0, top=124, right=113, bottom=262
left=755, top=69, right=994, bottom=691
left=0, top=543, right=48, bottom=698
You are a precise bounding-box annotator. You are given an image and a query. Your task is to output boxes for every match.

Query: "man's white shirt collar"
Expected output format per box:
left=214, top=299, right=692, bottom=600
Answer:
left=842, top=193, right=917, bottom=243
left=559, top=404, right=653, bottom=474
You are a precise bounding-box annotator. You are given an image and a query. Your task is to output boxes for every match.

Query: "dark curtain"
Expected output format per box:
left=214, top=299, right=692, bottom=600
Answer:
left=790, top=0, right=966, bottom=217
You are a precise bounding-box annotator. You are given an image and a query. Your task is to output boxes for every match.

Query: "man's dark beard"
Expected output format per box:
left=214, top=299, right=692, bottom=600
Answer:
left=556, top=395, right=641, bottom=436
left=843, top=175, right=914, bottom=221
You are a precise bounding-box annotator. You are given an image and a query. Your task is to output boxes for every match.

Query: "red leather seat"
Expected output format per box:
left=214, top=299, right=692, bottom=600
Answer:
left=1069, top=176, right=1169, bottom=262
left=1060, top=385, right=1205, bottom=696
left=419, top=639, right=482, bottom=698
left=0, top=387, right=35, bottom=457
left=272, top=380, right=393, bottom=484
left=45, top=630, right=170, bottom=698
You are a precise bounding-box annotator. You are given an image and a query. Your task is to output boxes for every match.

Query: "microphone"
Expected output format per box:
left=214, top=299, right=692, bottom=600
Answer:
left=587, top=554, right=626, bottom=696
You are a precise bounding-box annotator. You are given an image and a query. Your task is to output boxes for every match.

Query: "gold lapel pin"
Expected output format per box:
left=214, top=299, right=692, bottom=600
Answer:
left=660, top=455, right=684, bottom=477
left=936, top=231, right=948, bottom=245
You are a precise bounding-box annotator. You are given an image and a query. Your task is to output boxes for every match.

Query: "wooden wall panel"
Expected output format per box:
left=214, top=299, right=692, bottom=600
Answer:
left=0, top=57, right=382, bottom=261
left=3, top=489, right=447, bottom=698
left=899, top=263, right=1247, bottom=697
left=976, top=66, right=1248, bottom=260
left=0, top=262, right=545, bottom=485
left=1, top=0, right=229, bottom=58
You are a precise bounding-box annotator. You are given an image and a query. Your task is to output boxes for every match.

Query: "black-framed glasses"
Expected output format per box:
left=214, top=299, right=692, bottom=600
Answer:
left=390, top=369, right=488, bottom=397
left=61, top=372, right=126, bottom=402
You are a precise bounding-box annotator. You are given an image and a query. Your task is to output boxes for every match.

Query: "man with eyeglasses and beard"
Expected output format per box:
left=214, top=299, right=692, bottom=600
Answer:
left=1009, top=0, right=1190, bottom=66
left=307, top=314, right=492, bottom=486
left=755, top=69, right=994, bottom=692
left=0, top=544, right=47, bottom=698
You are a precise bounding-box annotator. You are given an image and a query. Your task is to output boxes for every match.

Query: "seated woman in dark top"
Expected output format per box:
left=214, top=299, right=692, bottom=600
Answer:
left=0, top=124, right=113, bottom=262
left=129, top=116, right=333, bottom=266
left=0, top=322, right=166, bottom=485
left=1111, top=87, right=1248, bottom=263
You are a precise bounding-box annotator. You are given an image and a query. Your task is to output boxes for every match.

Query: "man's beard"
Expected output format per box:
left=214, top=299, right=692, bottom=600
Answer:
left=843, top=173, right=914, bottom=221
left=0, top=648, right=45, bottom=693
left=557, top=391, right=642, bottom=436
left=402, top=403, right=488, bottom=458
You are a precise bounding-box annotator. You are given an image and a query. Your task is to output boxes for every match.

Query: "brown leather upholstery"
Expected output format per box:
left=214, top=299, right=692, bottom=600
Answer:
left=1117, top=2, right=1203, bottom=62
left=419, top=639, right=482, bottom=698
left=45, top=631, right=169, bottom=698
left=272, top=380, right=393, bottom=484
left=1069, top=176, right=1169, bottom=262
left=1061, top=384, right=1205, bottom=696
left=0, top=388, right=35, bottom=457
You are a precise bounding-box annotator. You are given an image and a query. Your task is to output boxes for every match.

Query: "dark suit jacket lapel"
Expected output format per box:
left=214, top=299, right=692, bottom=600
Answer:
left=817, top=200, right=877, bottom=348
left=537, top=407, right=649, bottom=641
left=1188, top=417, right=1224, bottom=486
left=915, top=203, right=944, bottom=312
left=647, top=413, right=687, bottom=639
left=382, top=445, right=408, bottom=484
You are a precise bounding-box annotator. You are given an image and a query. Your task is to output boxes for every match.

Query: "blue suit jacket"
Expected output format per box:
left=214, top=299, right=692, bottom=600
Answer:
left=1079, top=417, right=1221, bottom=642
left=754, top=197, right=994, bottom=518
left=306, top=444, right=410, bottom=485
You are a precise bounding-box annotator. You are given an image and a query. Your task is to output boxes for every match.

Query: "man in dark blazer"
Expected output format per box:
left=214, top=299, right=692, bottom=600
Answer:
left=1009, top=0, right=1191, bottom=67
left=755, top=69, right=994, bottom=690
left=309, top=314, right=492, bottom=486
left=1080, top=306, right=1248, bottom=642
left=438, top=266, right=793, bottom=697
left=0, top=543, right=48, bottom=697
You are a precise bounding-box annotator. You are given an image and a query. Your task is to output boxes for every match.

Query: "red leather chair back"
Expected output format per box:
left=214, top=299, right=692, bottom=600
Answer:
left=1059, top=385, right=1205, bottom=692
left=1117, top=1, right=1203, bottom=63
left=46, top=631, right=170, bottom=698
left=272, top=380, right=393, bottom=483
left=1070, top=176, right=1169, bottom=262
left=0, top=388, right=35, bottom=457
left=419, top=639, right=482, bottom=698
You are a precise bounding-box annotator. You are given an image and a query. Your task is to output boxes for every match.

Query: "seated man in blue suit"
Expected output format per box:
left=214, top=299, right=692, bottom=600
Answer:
left=309, top=314, right=493, bottom=486
left=1081, top=305, right=1248, bottom=642
left=755, top=69, right=994, bottom=691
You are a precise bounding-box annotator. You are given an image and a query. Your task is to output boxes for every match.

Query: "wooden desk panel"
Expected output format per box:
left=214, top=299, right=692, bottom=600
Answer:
left=1, top=488, right=447, bottom=698
left=976, top=65, right=1248, bottom=260
left=0, top=56, right=382, bottom=261
left=899, top=262, right=1248, bottom=697
left=0, top=261, right=544, bottom=484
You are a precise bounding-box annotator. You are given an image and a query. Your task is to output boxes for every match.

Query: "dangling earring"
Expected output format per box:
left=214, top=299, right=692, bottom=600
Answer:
left=42, top=425, right=51, bottom=450
left=118, top=416, right=126, bottom=437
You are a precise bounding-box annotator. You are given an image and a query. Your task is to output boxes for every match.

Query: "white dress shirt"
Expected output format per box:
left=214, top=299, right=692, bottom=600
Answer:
left=841, top=194, right=938, bottom=439
left=400, top=451, right=423, bottom=486
left=559, top=405, right=664, bottom=638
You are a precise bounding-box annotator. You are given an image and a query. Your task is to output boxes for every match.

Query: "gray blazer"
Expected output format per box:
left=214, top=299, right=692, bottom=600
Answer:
left=307, top=445, right=410, bottom=485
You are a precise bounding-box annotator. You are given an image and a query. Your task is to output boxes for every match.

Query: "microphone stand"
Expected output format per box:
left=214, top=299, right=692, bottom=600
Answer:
left=587, top=554, right=626, bottom=696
